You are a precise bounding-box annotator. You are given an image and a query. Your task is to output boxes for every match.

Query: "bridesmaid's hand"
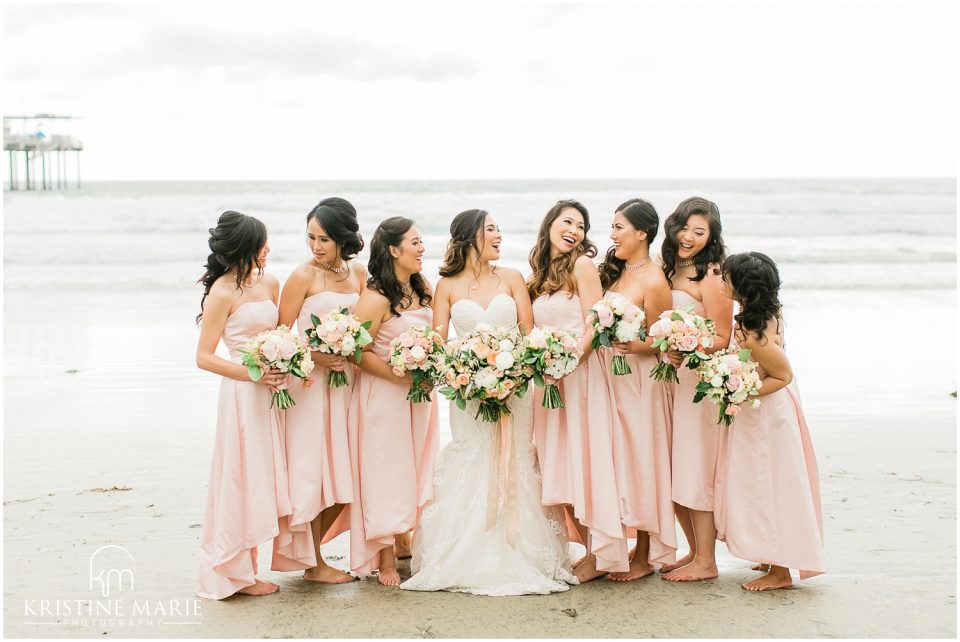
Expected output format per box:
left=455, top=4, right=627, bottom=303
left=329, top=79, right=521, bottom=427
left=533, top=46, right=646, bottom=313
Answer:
left=254, top=367, right=287, bottom=391
left=612, top=340, right=639, bottom=355
left=665, top=350, right=684, bottom=367
left=312, top=352, right=347, bottom=371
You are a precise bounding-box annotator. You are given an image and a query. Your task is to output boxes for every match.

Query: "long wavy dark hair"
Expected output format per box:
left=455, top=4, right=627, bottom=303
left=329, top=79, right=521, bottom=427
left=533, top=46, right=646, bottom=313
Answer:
left=307, top=197, right=364, bottom=281
left=196, top=211, right=267, bottom=323
left=723, top=252, right=783, bottom=343
left=598, top=198, right=659, bottom=291
left=439, top=209, right=498, bottom=281
left=527, top=199, right=597, bottom=299
left=367, top=216, right=432, bottom=317
left=661, top=196, right=726, bottom=286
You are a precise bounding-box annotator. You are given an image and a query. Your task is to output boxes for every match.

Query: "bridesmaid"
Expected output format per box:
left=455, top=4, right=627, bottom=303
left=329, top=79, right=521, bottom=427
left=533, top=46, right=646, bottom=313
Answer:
left=194, top=211, right=291, bottom=599
left=349, top=216, right=440, bottom=586
left=596, top=199, right=677, bottom=581
left=714, top=252, right=825, bottom=590
left=528, top=199, right=629, bottom=582
left=659, top=196, right=734, bottom=583
left=271, top=198, right=365, bottom=583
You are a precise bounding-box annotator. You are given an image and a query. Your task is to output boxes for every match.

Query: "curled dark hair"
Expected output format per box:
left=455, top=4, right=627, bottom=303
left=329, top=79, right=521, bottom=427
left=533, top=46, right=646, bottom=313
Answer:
left=723, top=252, right=783, bottom=343
left=196, top=211, right=267, bottom=323
left=307, top=197, right=364, bottom=276
left=661, top=196, right=726, bottom=286
left=598, top=198, right=659, bottom=291
left=439, top=209, right=496, bottom=279
left=527, top=199, right=597, bottom=299
left=367, top=216, right=432, bottom=317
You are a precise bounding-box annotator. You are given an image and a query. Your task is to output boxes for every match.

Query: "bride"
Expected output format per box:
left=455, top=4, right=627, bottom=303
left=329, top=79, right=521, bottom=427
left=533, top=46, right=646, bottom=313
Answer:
left=399, top=209, right=578, bottom=596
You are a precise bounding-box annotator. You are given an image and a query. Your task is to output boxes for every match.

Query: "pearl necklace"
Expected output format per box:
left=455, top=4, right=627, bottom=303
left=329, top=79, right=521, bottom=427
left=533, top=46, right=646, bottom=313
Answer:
left=677, top=259, right=694, bottom=268
left=625, top=257, right=648, bottom=270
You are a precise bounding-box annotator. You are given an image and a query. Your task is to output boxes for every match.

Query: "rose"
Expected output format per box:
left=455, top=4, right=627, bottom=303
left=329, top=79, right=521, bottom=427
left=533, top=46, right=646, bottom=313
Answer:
left=726, top=374, right=743, bottom=391
left=596, top=306, right=614, bottom=328
left=400, top=334, right=415, bottom=348
left=472, top=342, right=491, bottom=359
left=341, top=335, right=356, bottom=354
left=260, top=340, right=280, bottom=361
left=561, top=334, right=578, bottom=350
left=409, top=345, right=426, bottom=362
left=498, top=339, right=515, bottom=352
left=495, top=351, right=515, bottom=371
left=725, top=404, right=741, bottom=416
left=680, top=334, right=699, bottom=351
left=456, top=373, right=470, bottom=386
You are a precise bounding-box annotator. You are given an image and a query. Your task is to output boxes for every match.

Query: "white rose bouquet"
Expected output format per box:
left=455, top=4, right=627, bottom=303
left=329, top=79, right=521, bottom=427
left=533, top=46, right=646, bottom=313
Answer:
left=521, top=326, right=582, bottom=409
left=590, top=296, right=646, bottom=375
left=438, top=324, right=529, bottom=422
left=239, top=325, right=315, bottom=410
left=305, top=306, right=373, bottom=388
left=693, top=348, right=763, bottom=427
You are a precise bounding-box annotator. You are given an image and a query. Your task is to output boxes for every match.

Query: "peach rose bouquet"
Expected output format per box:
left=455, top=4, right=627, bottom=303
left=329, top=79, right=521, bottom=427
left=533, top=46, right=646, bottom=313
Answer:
left=439, top=324, right=529, bottom=422
left=305, top=307, right=373, bottom=388
left=648, top=304, right=718, bottom=383
left=693, top=348, right=762, bottom=427
left=521, top=326, right=582, bottom=409
left=590, top=295, right=646, bottom=376
left=388, top=324, right=446, bottom=403
left=239, top=325, right=315, bottom=410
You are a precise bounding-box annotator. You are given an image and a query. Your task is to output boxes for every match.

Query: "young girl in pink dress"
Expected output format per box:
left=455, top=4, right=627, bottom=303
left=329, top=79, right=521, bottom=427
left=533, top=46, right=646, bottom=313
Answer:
left=659, top=197, right=734, bottom=583
left=714, top=252, right=825, bottom=590
left=528, top=199, right=629, bottom=583
left=194, top=211, right=291, bottom=599
left=596, top=199, right=677, bottom=581
left=271, top=198, right=365, bottom=584
left=349, top=217, right=440, bottom=586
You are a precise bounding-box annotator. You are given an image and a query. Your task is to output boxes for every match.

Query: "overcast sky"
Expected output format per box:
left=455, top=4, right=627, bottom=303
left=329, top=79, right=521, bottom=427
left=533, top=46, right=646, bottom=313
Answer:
left=3, top=1, right=956, bottom=180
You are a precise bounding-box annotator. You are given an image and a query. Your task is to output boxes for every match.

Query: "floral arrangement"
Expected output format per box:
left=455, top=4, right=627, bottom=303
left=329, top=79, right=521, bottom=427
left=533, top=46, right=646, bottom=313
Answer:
left=648, top=304, right=718, bottom=383
left=693, top=348, right=763, bottom=427
left=305, top=307, right=372, bottom=388
left=238, top=325, right=315, bottom=410
left=438, top=323, right=529, bottom=422
left=388, top=324, right=446, bottom=403
left=590, top=296, right=646, bottom=375
left=521, top=326, right=582, bottom=408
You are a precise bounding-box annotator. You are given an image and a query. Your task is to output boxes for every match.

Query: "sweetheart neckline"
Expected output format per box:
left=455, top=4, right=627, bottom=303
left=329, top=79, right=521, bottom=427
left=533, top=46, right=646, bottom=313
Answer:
left=450, top=292, right=515, bottom=313
left=228, top=298, right=275, bottom=318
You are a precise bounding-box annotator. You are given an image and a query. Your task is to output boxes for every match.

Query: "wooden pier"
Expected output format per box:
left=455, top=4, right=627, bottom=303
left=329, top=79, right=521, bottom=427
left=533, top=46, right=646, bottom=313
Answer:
left=3, top=114, right=83, bottom=191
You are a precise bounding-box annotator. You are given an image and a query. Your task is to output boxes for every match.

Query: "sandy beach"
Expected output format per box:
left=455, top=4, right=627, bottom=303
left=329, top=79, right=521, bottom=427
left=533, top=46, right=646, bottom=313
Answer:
left=3, top=284, right=956, bottom=638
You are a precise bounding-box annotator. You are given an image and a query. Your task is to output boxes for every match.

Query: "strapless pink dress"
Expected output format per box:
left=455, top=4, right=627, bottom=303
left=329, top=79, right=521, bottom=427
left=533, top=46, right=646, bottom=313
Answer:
left=597, top=291, right=677, bottom=566
left=532, top=292, right=628, bottom=573
left=670, top=290, right=726, bottom=511
left=272, top=291, right=359, bottom=571
left=348, top=307, right=440, bottom=576
left=196, top=300, right=292, bottom=599
left=714, top=338, right=825, bottom=578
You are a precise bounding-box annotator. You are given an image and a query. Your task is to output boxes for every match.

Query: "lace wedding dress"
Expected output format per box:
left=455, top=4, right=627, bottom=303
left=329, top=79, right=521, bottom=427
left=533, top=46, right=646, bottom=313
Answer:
left=399, top=293, right=578, bottom=596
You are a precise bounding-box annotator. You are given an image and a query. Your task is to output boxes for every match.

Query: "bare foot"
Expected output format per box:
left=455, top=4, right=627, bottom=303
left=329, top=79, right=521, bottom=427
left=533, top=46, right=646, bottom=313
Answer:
left=377, top=566, right=401, bottom=586
left=659, top=551, right=694, bottom=574
left=394, top=532, right=412, bottom=559
left=742, top=567, right=792, bottom=591
left=573, top=556, right=607, bottom=583
left=303, top=566, right=354, bottom=584
left=236, top=578, right=279, bottom=596
left=751, top=563, right=771, bottom=572
left=662, top=559, right=718, bottom=582
left=608, top=558, right=655, bottom=582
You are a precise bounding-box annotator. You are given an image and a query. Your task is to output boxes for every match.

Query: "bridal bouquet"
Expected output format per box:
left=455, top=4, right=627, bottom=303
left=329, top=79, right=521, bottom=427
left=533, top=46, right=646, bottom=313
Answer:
left=238, top=325, right=315, bottom=410
left=438, top=324, right=529, bottom=422
left=388, top=324, right=446, bottom=403
left=693, top=348, right=762, bottom=427
left=305, top=307, right=373, bottom=388
left=590, top=296, right=646, bottom=375
left=648, top=304, right=718, bottom=383
left=521, top=326, right=582, bottom=409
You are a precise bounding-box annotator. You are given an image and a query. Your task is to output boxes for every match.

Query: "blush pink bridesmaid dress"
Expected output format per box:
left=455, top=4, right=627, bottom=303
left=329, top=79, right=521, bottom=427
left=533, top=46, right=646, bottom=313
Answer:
left=348, top=306, right=440, bottom=576
left=669, top=289, right=726, bottom=512
left=272, top=291, right=359, bottom=571
left=196, top=300, right=293, bottom=599
left=532, top=292, right=629, bottom=574
left=598, top=291, right=677, bottom=566
left=713, top=335, right=825, bottom=578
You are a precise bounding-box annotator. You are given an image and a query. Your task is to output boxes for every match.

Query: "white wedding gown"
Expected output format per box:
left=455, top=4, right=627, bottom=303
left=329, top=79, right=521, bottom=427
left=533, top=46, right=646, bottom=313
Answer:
left=400, top=293, right=578, bottom=596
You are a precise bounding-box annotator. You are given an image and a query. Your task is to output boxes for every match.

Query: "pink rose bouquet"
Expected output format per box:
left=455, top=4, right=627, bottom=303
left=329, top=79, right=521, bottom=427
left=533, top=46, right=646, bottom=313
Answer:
left=305, top=306, right=373, bottom=388
left=439, top=324, right=529, bottom=422
left=648, top=304, right=718, bottom=383
left=521, top=326, right=582, bottom=409
left=239, top=325, right=315, bottom=410
left=388, top=324, right=446, bottom=403
left=590, top=296, right=646, bottom=375
left=693, top=348, right=762, bottom=427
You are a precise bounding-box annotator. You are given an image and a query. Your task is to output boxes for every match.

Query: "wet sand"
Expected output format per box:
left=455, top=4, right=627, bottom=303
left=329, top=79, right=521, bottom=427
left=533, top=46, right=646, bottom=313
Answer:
left=3, top=289, right=956, bottom=638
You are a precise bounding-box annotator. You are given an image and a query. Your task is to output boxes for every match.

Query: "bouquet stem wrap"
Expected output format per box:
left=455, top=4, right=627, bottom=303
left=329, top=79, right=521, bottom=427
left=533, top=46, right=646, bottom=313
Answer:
left=486, top=414, right=520, bottom=547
